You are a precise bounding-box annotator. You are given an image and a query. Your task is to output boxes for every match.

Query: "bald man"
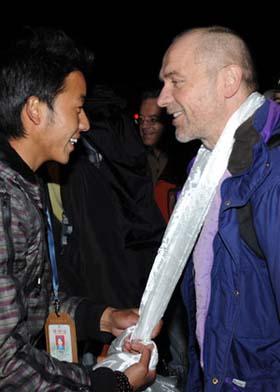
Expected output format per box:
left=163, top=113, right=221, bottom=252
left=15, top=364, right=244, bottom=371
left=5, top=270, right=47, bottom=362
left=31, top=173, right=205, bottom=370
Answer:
left=159, top=26, right=280, bottom=391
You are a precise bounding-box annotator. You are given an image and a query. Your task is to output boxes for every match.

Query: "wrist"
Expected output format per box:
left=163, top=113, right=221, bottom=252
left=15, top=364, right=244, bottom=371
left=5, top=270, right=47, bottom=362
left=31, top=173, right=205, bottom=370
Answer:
left=114, top=371, right=133, bottom=392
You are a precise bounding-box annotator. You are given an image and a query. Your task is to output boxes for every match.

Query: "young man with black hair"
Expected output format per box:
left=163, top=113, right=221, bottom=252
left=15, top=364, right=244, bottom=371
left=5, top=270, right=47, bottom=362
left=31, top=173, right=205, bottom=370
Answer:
left=0, top=27, right=155, bottom=391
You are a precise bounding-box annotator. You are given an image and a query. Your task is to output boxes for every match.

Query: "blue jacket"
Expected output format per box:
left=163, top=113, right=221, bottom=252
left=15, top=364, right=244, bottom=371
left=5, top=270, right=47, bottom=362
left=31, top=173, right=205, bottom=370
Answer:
left=182, top=100, right=280, bottom=391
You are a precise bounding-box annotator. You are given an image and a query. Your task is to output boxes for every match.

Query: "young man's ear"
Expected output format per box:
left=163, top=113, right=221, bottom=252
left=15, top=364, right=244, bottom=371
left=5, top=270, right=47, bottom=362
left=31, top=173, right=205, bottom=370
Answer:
left=222, top=64, right=242, bottom=98
left=24, top=96, right=42, bottom=125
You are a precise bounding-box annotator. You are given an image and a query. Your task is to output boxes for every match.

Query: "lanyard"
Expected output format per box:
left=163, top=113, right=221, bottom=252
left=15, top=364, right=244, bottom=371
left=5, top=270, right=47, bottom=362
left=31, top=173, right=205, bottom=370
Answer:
left=46, top=208, right=60, bottom=315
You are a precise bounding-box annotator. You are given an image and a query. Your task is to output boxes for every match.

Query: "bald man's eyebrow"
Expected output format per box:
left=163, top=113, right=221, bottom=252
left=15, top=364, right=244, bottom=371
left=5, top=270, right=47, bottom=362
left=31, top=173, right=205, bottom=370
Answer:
left=160, top=70, right=184, bottom=80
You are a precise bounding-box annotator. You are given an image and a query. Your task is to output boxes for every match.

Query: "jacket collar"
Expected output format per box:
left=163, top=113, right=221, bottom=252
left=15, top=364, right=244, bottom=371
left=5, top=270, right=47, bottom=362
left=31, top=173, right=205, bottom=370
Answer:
left=228, top=116, right=261, bottom=175
left=228, top=99, right=280, bottom=176
left=222, top=103, right=272, bottom=206
left=0, top=137, right=38, bottom=184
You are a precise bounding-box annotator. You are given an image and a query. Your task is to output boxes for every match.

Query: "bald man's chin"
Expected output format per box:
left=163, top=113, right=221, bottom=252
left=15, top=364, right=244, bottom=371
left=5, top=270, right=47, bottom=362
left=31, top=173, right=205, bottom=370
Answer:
left=176, top=129, right=193, bottom=143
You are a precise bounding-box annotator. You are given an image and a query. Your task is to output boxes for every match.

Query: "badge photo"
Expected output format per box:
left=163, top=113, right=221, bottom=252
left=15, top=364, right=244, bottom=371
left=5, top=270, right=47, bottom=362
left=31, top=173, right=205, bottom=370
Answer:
left=45, top=312, right=78, bottom=363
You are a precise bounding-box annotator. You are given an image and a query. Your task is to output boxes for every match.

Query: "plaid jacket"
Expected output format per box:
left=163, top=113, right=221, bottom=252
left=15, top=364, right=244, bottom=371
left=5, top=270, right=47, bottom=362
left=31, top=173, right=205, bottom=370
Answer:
left=0, top=142, right=94, bottom=391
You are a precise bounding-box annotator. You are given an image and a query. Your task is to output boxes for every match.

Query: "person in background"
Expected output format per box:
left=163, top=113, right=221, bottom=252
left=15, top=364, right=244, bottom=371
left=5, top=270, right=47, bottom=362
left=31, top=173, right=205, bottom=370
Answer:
left=138, top=88, right=195, bottom=222
left=158, top=26, right=280, bottom=391
left=139, top=89, right=169, bottom=186
left=0, top=27, right=155, bottom=391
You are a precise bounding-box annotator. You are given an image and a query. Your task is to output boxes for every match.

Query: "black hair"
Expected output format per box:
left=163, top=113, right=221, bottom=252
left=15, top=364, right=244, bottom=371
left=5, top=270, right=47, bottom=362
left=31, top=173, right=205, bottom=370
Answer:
left=140, top=87, right=169, bottom=125
left=0, top=26, right=94, bottom=139
left=140, top=88, right=161, bottom=102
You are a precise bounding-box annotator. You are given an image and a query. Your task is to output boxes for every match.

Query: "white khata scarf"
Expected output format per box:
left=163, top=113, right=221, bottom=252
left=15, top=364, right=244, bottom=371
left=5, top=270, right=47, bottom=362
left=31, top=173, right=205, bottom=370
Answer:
left=94, top=92, right=265, bottom=374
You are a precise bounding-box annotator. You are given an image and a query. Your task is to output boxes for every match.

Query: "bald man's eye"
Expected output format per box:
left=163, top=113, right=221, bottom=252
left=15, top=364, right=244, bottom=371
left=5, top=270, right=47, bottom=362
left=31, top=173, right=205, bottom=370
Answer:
left=171, top=79, right=184, bottom=87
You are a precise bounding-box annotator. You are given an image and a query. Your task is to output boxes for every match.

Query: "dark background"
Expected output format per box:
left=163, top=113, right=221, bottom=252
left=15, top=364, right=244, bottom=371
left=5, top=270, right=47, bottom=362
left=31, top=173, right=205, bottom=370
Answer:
left=1, top=6, right=279, bottom=112
left=65, top=7, right=279, bottom=112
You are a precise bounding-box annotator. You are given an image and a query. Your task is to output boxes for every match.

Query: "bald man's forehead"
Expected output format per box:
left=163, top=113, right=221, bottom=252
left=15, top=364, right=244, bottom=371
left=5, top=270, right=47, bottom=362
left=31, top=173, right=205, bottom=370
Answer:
left=159, top=47, right=186, bottom=80
left=161, top=36, right=196, bottom=66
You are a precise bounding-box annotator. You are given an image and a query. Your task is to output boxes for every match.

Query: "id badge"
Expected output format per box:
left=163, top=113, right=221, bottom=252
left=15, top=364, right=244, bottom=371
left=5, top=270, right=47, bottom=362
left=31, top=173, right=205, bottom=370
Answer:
left=45, top=312, right=78, bottom=363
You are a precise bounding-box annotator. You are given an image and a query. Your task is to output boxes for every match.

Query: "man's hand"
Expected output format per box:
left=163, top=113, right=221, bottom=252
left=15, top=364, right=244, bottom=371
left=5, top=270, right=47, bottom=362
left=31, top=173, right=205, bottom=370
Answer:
left=124, top=342, right=156, bottom=391
left=123, top=318, right=163, bottom=352
left=100, top=307, right=139, bottom=336
left=100, top=306, right=163, bottom=338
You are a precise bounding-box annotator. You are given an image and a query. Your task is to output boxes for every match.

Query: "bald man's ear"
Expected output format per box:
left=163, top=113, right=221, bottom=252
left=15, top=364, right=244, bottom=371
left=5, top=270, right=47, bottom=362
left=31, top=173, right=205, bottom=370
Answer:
left=222, top=64, right=242, bottom=98
left=23, top=96, right=42, bottom=125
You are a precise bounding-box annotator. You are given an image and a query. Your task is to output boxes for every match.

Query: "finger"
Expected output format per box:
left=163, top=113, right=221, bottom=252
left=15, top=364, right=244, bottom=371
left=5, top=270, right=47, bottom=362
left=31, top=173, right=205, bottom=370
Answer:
left=129, top=342, right=142, bottom=353
left=138, top=345, right=152, bottom=366
left=127, top=342, right=144, bottom=354
left=123, top=341, right=140, bottom=354
left=123, top=342, right=132, bottom=352
left=123, top=335, right=132, bottom=345
left=130, top=338, right=141, bottom=345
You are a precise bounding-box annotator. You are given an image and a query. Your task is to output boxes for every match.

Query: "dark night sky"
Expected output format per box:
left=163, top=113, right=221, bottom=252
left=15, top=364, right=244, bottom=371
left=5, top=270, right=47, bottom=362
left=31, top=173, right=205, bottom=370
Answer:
left=2, top=6, right=279, bottom=111
left=63, top=8, right=280, bottom=110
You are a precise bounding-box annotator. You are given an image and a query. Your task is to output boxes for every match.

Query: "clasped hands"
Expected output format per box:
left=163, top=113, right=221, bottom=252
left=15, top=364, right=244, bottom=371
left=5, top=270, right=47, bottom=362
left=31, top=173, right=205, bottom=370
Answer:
left=100, top=307, right=162, bottom=391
